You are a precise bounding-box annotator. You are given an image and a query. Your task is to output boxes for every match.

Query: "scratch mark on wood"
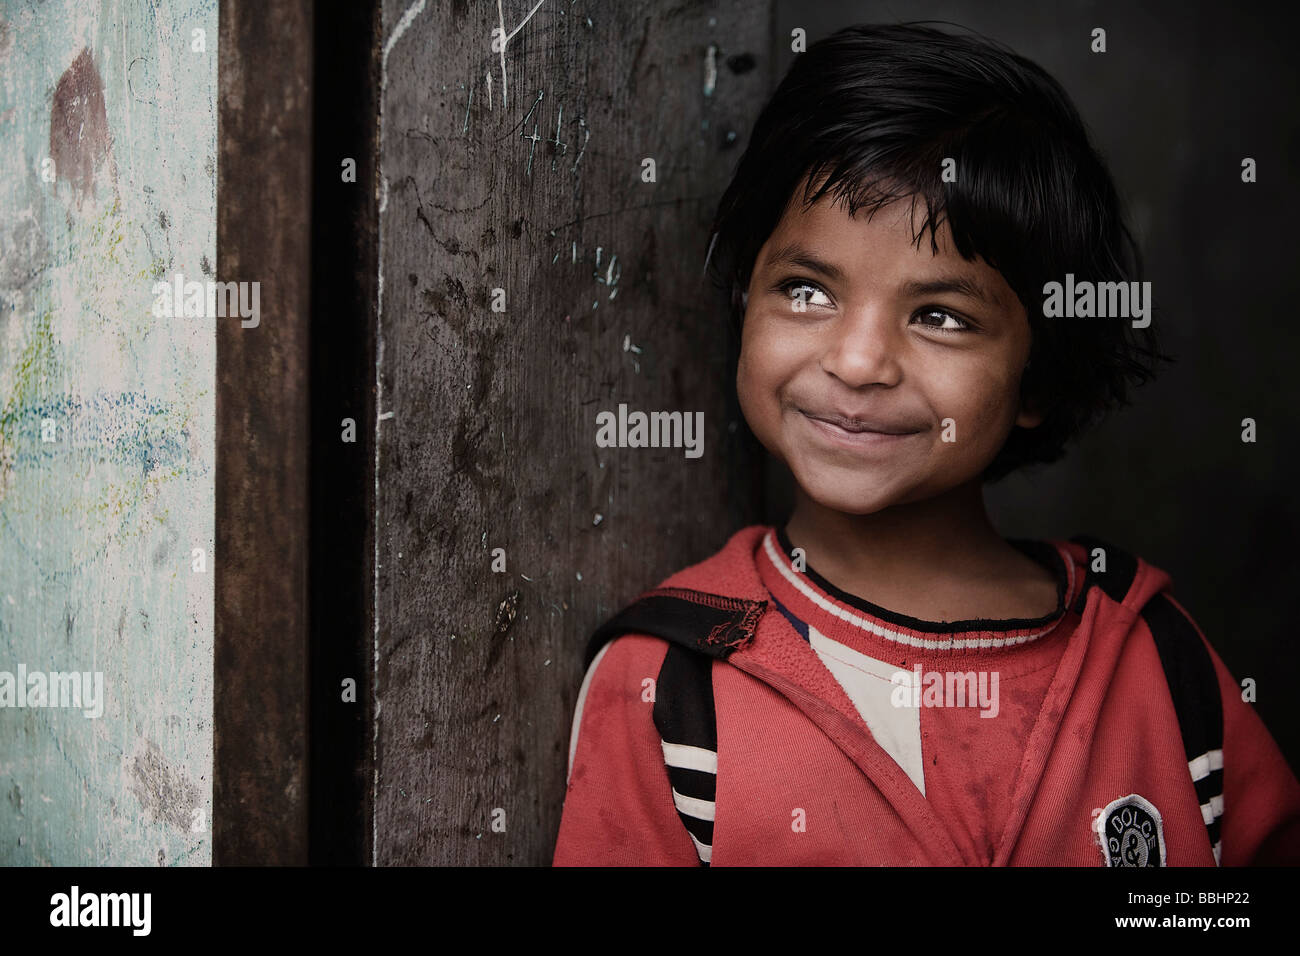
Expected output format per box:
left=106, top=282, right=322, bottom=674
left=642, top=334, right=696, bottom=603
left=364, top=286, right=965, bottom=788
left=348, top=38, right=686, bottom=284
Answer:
left=520, top=90, right=545, bottom=176
left=494, top=0, right=550, bottom=110
left=571, top=117, right=590, bottom=175
left=550, top=102, right=566, bottom=156
left=495, top=0, right=509, bottom=108
left=382, top=0, right=428, bottom=94
left=505, top=0, right=548, bottom=44
left=544, top=194, right=712, bottom=234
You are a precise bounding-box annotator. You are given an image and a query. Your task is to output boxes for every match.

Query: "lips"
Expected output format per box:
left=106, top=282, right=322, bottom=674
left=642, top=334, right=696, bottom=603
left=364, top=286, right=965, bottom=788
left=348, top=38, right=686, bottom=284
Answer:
left=799, top=409, right=925, bottom=436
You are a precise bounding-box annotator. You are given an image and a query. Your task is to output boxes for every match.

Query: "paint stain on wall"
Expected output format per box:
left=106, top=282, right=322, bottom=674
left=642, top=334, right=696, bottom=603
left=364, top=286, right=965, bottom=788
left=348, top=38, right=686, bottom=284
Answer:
left=50, top=48, right=112, bottom=203
left=127, top=738, right=202, bottom=832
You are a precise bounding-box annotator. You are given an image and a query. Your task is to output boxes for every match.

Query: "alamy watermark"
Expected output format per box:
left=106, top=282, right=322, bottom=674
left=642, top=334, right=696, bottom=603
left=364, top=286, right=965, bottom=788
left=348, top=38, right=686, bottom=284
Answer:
left=595, top=404, right=704, bottom=459
left=0, top=665, right=104, bottom=718
left=890, top=665, right=999, bottom=718
left=1042, top=273, right=1151, bottom=328
left=151, top=272, right=260, bottom=327
left=50, top=886, right=150, bottom=936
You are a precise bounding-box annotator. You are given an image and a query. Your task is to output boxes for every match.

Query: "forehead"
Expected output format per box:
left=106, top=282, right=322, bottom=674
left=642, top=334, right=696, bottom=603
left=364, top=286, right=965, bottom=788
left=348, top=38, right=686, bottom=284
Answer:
left=757, top=179, right=1018, bottom=313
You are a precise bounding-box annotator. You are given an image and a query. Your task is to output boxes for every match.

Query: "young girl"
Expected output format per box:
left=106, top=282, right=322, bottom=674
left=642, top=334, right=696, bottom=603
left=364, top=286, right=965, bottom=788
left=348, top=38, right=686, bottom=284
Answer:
left=552, top=22, right=1300, bottom=866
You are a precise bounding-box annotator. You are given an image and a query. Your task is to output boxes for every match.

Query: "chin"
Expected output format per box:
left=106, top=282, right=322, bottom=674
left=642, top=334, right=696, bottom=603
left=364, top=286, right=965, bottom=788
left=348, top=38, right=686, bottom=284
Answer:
left=793, top=472, right=909, bottom=516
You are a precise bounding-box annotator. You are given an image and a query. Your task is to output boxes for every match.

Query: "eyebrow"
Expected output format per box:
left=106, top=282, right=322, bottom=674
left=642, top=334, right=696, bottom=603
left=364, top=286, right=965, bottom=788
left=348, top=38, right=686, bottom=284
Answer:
left=758, top=242, right=1003, bottom=309
left=898, top=275, right=1001, bottom=310
left=759, top=242, right=847, bottom=284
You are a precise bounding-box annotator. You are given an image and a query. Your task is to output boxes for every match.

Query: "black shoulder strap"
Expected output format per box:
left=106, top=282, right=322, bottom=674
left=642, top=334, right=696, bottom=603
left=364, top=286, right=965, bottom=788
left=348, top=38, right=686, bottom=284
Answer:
left=1071, top=535, right=1225, bottom=864
left=1069, top=534, right=1140, bottom=611
left=654, top=644, right=718, bottom=866
left=583, top=588, right=767, bottom=867
left=583, top=587, right=766, bottom=670
left=1141, top=592, right=1225, bottom=864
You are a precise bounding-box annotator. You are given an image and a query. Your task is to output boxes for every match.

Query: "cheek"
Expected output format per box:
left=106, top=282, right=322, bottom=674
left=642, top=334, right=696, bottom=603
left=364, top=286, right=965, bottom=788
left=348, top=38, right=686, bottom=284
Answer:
left=736, top=319, right=782, bottom=408
left=735, top=332, right=762, bottom=431
left=736, top=317, right=802, bottom=455
left=928, top=358, right=1021, bottom=447
left=735, top=329, right=756, bottom=403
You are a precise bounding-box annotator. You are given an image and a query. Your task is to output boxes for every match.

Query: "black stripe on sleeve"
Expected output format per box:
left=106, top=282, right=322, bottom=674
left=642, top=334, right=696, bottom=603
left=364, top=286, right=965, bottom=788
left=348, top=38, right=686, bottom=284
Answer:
left=653, top=643, right=717, bottom=866
left=1140, top=591, right=1224, bottom=863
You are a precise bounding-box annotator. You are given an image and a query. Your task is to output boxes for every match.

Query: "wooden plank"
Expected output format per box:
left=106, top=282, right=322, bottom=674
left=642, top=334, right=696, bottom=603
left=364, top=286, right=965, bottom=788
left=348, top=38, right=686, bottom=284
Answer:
left=214, top=0, right=314, bottom=865
left=374, top=0, right=770, bottom=864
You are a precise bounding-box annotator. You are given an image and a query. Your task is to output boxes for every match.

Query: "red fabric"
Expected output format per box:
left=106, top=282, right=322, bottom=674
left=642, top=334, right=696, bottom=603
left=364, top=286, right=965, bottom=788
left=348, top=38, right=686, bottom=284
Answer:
left=552, top=525, right=1300, bottom=866
left=553, top=635, right=700, bottom=865
left=754, top=530, right=1075, bottom=864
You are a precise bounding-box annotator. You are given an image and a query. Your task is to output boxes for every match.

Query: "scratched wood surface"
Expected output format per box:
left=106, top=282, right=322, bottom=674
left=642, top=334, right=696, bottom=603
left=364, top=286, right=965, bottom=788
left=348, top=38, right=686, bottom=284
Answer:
left=374, top=0, right=771, bottom=864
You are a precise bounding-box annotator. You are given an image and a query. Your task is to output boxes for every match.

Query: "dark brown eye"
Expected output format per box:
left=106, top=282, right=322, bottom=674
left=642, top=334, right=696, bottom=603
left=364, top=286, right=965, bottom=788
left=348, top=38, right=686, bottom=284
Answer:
left=777, top=279, right=831, bottom=309
left=912, top=308, right=972, bottom=332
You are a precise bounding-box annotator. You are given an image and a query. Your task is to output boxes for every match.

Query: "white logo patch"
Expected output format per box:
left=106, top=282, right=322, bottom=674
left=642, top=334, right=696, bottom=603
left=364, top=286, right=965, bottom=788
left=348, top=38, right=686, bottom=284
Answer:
left=1096, top=793, right=1166, bottom=867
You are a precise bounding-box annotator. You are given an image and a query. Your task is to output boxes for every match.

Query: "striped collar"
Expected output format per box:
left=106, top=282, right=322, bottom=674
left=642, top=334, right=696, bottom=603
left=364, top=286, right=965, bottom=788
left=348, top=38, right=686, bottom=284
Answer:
left=756, top=526, right=1081, bottom=660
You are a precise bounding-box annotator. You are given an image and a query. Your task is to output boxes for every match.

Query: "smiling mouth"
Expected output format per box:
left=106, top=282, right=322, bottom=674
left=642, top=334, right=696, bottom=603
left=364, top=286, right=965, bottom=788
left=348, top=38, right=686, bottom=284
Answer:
left=799, top=410, right=924, bottom=437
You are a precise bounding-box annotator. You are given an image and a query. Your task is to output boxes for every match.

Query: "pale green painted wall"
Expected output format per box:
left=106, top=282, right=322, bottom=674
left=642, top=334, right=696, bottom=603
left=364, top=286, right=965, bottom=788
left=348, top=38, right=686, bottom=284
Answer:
left=0, top=0, right=215, bottom=865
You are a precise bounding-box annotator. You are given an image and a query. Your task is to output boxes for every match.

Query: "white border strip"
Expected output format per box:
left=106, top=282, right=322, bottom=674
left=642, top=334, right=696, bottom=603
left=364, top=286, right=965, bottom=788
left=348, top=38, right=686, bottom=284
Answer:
left=662, top=740, right=718, bottom=774
left=672, top=789, right=716, bottom=822
left=1189, top=749, right=1224, bottom=782
left=566, top=642, right=612, bottom=785
left=1199, top=794, right=1225, bottom=825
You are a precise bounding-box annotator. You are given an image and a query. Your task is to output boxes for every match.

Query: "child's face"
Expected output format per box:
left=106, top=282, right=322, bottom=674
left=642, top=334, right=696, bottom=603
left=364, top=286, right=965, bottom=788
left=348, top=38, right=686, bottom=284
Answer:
left=737, top=183, right=1042, bottom=515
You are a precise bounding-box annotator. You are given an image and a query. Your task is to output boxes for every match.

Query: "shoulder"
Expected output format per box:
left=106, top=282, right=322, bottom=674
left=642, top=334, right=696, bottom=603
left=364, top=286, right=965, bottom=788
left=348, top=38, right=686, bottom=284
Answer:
left=580, top=525, right=773, bottom=670
left=566, top=633, right=673, bottom=781
left=1055, top=534, right=1222, bottom=683
left=1052, top=533, right=1177, bottom=616
left=651, top=524, right=772, bottom=592
left=580, top=633, right=674, bottom=701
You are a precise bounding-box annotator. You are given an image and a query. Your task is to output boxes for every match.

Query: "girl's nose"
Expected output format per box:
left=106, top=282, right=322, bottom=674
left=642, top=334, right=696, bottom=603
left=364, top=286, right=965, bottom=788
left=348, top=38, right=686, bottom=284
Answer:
left=818, top=306, right=903, bottom=389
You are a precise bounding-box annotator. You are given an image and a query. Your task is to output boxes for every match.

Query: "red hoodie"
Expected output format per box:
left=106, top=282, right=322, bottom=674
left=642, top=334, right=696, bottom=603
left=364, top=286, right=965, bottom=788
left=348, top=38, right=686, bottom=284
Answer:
left=553, top=525, right=1300, bottom=866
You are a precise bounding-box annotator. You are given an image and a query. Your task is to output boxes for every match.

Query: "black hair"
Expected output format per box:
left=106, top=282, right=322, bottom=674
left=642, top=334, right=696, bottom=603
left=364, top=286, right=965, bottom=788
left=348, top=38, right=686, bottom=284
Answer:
left=705, top=21, right=1170, bottom=482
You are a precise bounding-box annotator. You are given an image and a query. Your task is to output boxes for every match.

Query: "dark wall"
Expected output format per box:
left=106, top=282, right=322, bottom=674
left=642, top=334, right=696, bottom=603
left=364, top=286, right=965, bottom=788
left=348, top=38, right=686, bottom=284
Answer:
left=766, top=0, right=1300, bottom=771
left=373, top=0, right=769, bottom=864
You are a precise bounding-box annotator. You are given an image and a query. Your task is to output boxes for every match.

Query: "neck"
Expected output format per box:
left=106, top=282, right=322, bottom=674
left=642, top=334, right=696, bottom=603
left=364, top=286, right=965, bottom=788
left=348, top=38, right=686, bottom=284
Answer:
left=784, top=479, right=1013, bottom=589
